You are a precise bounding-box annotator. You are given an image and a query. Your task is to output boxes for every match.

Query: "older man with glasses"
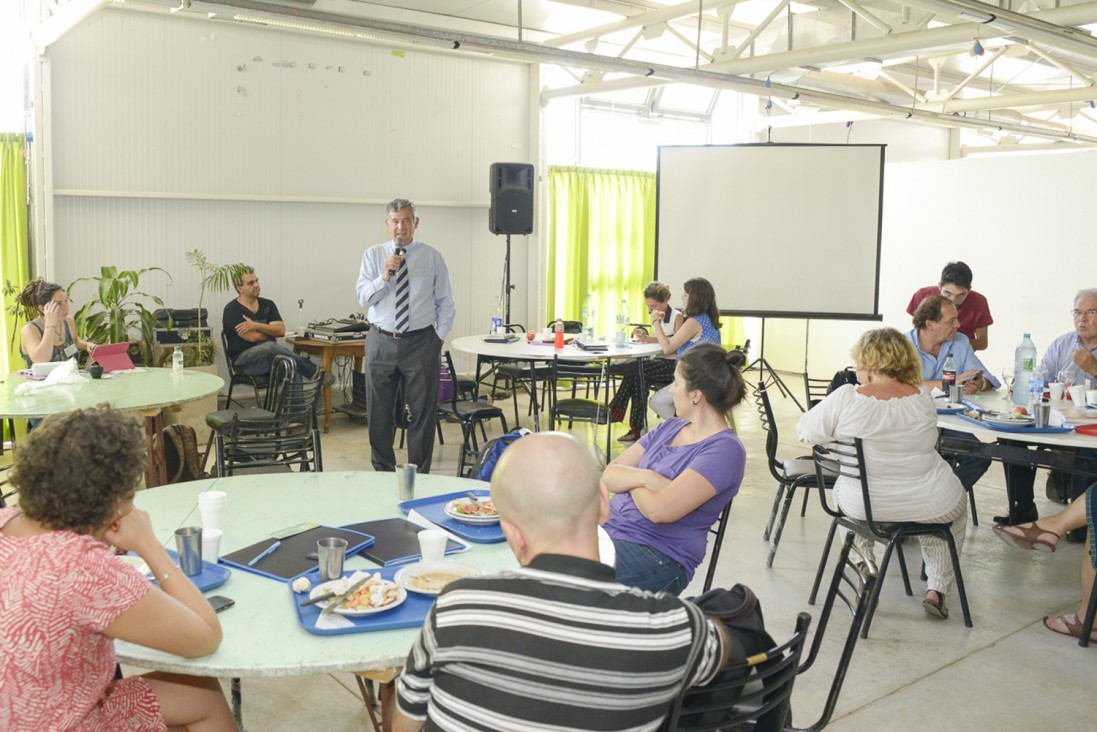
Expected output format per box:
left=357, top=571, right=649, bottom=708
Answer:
left=999, top=289, right=1097, bottom=535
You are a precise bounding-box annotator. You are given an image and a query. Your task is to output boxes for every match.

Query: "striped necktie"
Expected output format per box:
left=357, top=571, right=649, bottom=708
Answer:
left=394, top=257, right=410, bottom=333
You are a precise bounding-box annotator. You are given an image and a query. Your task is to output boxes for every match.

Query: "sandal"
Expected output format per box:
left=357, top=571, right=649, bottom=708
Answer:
left=993, top=522, right=1061, bottom=553
left=1043, top=614, right=1097, bottom=642
left=923, top=591, right=949, bottom=620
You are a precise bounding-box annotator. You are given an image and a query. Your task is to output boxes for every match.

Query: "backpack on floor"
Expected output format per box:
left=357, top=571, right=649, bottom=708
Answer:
left=163, top=424, right=205, bottom=483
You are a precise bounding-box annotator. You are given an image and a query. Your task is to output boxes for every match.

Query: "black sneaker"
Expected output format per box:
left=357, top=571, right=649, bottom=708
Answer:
left=992, top=503, right=1039, bottom=525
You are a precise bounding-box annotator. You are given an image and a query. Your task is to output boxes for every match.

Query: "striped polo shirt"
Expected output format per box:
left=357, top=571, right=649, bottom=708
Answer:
left=396, top=553, right=725, bottom=731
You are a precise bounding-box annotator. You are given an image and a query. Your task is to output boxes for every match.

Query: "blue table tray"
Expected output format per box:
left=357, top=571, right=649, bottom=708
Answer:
left=125, top=549, right=231, bottom=593
left=290, top=565, right=434, bottom=636
left=958, top=414, right=1074, bottom=434
left=936, top=405, right=965, bottom=415
left=397, top=490, right=505, bottom=544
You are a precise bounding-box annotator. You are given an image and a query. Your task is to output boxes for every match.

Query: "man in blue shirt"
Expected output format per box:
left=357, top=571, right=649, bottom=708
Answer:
left=907, top=295, right=1000, bottom=500
left=356, top=199, right=456, bottom=474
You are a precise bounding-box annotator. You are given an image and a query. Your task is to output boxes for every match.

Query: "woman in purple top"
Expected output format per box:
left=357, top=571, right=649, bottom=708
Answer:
left=602, top=343, right=747, bottom=595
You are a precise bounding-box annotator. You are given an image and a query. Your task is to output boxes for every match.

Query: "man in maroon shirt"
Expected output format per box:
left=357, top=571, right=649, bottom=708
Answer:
left=906, top=261, right=993, bottom=352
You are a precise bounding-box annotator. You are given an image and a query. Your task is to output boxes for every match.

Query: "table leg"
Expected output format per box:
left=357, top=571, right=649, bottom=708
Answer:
left=144, top=412, right=167, bottom=488
left=231, top=676, right=242, bottom=727
left=379, top=679, right=395, bottom=732
left=320, top=351, right=335, bottom=433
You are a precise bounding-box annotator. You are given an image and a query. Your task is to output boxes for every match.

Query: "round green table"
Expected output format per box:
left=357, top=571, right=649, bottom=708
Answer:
left=0, top=368, right=224, bottom=485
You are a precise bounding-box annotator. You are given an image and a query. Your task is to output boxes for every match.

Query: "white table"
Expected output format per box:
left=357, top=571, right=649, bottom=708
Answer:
left=935, top=390, right=1097, bottom=522
left=452, top=335, right=664, bottom=457
left=116, top=471, right=515, bottom=724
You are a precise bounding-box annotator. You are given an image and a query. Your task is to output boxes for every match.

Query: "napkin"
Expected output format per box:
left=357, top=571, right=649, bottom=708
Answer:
left=313, top=570, right=377, bottom=631
left=15, top=359, right=85, bottom=395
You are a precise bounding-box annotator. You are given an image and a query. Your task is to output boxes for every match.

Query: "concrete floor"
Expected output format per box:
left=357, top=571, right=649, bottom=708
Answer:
left=162, top=373, right=1094, bottom=730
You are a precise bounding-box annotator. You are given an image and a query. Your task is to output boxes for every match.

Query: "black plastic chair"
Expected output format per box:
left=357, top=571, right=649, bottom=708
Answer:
left=0, top=465, right=14, bottom=507
left=437, top=351, right=509, bottom=478
left=488, top=323, right=551, bottom=428
left=215, top=367, right=325, bottom=476
left=701, top=500, right=734, bottom=593
left=808, top=439, right=973, bottom=637
left=803, top=374, right=831, bottom=411
left=550, top=356, right=612, bottom=459
left=661, top=613, right=811, bottom=732
left=757, top=383, right=835, bottom=568
left=222, top=330, right=273, bottom=408
left=1080, top=566, right=1097, bottom=648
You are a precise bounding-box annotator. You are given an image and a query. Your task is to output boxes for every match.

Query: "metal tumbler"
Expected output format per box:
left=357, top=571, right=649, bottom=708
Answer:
left=317, top=537, right=348, bottom=582
left=396, top=463, right=417, bottom=501
left=174, top=527, right=203, bottom=576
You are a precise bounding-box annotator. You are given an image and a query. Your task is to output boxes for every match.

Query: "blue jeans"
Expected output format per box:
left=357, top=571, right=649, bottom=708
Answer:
left=235, top=341, right=317, bottom=379
left=611, top=538, right=688, bottom=595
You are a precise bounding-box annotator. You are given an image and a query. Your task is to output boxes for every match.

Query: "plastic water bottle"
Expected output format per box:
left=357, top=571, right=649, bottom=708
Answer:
left=1013, top=333, right=1037, bottom=406
left=941, top=353, right=956, bottom=392
left=1028, top=369, right=1045, bottom=411
left=491, top=298, right=502, bottom=335
left=581, top=293, right=595, bottom=340
left=616, top=294, right=629, bottom=336
left=172, top=346, right=184, bottom=373
left=554, top=318, right=564, bottom=350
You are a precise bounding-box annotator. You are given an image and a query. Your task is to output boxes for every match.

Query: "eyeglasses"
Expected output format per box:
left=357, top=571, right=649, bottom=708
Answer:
left=1071, top=309, right=1097, bottom=320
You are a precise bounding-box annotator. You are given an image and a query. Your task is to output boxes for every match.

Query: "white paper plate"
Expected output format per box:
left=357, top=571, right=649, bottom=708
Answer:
left=444, top=498, right=501, bottom=524
left=395, top=561, right=484, bottom=596
left=984, top=415, right=1034, bottom=427
left=309, top=578, right=406, bottom=616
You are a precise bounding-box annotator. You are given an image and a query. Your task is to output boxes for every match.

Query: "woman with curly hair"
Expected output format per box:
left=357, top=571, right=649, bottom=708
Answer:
left=797, top=327, right=968, bottom=621
left=0, top=407, right=236, bottom=731
left=16, top=278, right=95, bottom=367
left=602, top=343, right=747, bottom=595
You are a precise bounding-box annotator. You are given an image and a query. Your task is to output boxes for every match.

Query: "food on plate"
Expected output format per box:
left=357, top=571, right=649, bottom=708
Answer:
left=963, top=411, right=982, bottom=420
left=337, top=578, right=401, bottom=611
left=405, top=570, right=468, bottom=593
left=450, top=499, right=498, bottom=517
left=1012, top=406, right=1029, bottom=417
left=291, top=576, right=312, bottom=593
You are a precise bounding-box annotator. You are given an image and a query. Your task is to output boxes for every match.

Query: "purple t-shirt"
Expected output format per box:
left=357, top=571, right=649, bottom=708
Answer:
left=603, top=418, right=746, bottom=581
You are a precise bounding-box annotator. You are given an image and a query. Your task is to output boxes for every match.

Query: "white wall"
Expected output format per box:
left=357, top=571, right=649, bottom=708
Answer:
left=43, top=9, right=536, bottom=376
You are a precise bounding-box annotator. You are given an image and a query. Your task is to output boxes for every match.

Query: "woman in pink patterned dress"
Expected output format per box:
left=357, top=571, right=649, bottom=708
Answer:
left=0, top=407, right=236, bottom=731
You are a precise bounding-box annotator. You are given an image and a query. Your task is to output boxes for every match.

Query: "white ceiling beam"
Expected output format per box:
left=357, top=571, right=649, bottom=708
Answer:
left=835, top=0, right=893, bottom=36
left=543, top=0, right=741, bottom=48
left=924, top=85, right=1097, bottom=112
left=720, top=0, right=791, bottom=63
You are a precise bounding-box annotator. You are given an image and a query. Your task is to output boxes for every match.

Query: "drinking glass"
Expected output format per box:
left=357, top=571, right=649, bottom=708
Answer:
left=1001, top=367, right=1014, bottom=397
left=1057, top=369, right=1074, bottom=390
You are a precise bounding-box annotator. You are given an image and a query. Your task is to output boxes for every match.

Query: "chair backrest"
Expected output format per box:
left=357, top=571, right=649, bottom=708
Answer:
left=702, top=499, right=734, bottom=593
left=441, top=351, right=463, bottom=411
left=275, top=368, right=326, bottom=428
left=792, top=531, right=877, bottom=732
left=804, top=374, right=831, bottom=411
left=503, top=323, right=526, bottom=334
left=811, top=439, right=871, bottom=524
left=661, top=612, right=812, bottom=732
left=754, top=383, right=787, bottom=483
left=220, top=330, right=238, bottom=371
left=550, top=357, right=609, bottom=414
left=262, top=355, right=297, bottom=413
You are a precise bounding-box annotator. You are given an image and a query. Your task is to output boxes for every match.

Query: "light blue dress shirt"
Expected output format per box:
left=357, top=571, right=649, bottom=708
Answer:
left=1037, top=332, right=1097, bottom=385
left=356, top=239, right=457, bottom=340
left=906, top=328, right=1001, bottom=389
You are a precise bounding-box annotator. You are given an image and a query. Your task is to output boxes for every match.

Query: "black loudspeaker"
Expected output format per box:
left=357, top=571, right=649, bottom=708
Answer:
left=489, top=162, right=534, bottom=235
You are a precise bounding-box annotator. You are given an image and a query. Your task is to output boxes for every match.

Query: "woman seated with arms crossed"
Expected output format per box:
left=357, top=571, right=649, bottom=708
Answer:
left=796, top=327, right=968, bottom=620
left=609, top=281, right=686, bottom=443
left=648, top=277, right=723, bottom=421
left=16, top=279, right=95, bottom=367
left=0, top=407, right=237, bottom=731
left=602, top=343, right=747, bottom=595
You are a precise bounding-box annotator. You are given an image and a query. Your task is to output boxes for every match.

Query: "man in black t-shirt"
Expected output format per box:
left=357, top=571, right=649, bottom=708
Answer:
left=222, top=268, right=328, bottom=383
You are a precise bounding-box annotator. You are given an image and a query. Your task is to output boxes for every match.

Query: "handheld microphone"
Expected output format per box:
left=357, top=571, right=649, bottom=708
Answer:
left=388, top=236, right=406, bottom=277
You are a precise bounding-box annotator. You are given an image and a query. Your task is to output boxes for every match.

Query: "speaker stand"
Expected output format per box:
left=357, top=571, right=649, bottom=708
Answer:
left=503, top=233, right=515, bottom=324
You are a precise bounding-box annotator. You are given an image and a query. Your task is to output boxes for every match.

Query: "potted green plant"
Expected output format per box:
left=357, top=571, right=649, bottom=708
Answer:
left=183, top=249, right=250, bottom=366
left=67, top=266, right=173, bottom=366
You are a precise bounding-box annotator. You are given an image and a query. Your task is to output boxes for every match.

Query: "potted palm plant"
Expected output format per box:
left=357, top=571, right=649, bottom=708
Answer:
left=67, top=266, right=173, bottom=366
left=183, top=249, right=250, bottom=366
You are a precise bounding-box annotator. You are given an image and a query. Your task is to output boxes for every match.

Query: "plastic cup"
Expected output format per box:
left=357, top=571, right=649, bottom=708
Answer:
left=1087, top=389, right=1097, bottom=407
left=174, top=527, right=203, bottom=576
left=1068, top=385, right=1087, bottom=405
left=1048, top=382, right=1065, bottom=401
left=198, top=490, right=227, bottom=531
left=615, top=331, right=627, bottom=348
left=317, top=537, right=348, bottom=582
left=396, top=464, right=416, bottom=501
left=201, top=528, right=223, bottom=562
left=418, top=528, right=448, bottom=565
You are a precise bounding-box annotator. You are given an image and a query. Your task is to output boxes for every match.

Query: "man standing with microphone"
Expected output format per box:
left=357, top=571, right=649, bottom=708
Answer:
left=356, top=199, right=456, bottom=473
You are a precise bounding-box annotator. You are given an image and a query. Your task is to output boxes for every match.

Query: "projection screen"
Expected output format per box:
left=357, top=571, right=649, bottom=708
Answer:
left=655, top=143, right=885, bottom=320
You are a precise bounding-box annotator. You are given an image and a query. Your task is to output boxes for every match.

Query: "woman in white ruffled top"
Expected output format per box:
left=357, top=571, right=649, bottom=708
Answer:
left=797, top=327, right=967, bottom=620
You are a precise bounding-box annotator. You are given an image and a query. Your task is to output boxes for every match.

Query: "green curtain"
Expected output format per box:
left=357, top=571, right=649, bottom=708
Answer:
left=1, top=133, right=30, bottom=447
left=545, top=165, right=744, bottom=347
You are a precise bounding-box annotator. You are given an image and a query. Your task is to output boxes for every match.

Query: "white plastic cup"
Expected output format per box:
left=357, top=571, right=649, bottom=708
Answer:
left=1068, top=385, right=1087, bottom=405
left=1087, top=389, right=1097, bottom=407
left=418, top=528, right=448, bottom=565
left=197, top=491, right=227, bottom=531
left=201, top=528, right=223, bottom=562
left=1048, top=382, right=1065, bottom=401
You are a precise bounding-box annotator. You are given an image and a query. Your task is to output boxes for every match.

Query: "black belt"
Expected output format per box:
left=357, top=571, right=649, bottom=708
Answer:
left=373, top=325, right=434, bottom=340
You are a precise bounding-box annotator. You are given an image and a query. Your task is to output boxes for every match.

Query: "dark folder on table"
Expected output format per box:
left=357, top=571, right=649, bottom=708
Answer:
left=219, top=525, right=374, bottom=581
left=341, top=517, right=466, bottom=567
